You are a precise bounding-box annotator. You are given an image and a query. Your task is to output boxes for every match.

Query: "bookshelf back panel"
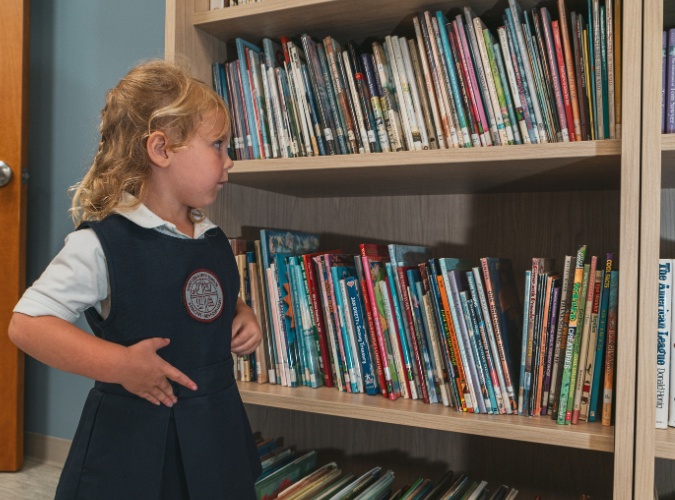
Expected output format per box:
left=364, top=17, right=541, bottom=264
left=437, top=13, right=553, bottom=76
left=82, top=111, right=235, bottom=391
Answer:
left=212, top=186, right=621, bottom=279
left=660, top=188, right=675, bottom=256
left=246, top=405, right=613, bottom=499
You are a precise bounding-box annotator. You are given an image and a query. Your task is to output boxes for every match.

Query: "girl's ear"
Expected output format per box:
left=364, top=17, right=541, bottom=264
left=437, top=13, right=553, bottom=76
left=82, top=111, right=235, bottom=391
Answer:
left=147, top=131, right=170, bottom=168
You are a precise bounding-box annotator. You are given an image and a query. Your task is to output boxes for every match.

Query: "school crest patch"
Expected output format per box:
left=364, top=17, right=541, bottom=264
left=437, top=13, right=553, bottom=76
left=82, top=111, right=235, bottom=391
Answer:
left=183, top=269, right=224, bottom=322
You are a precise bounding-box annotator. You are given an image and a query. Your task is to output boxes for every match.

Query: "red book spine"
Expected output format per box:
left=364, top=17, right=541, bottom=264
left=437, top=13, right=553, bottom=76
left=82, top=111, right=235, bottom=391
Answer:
left=397, top=266, right=429, bottom=403
left=552, top=20, right=577, bottom=141
left=304, top=254, right=333, bottom=388
left=357, top=268, right=388, bottom=398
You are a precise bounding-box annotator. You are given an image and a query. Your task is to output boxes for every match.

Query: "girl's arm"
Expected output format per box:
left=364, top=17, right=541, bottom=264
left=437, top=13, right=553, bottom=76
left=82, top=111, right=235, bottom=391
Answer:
left=9, top=313, right=197, bottom=407
left=230, top=298, right=262, bottom=355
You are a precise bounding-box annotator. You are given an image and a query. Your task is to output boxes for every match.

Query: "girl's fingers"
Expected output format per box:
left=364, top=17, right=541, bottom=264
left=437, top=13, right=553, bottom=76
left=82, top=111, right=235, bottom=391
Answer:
left=163, top=364, right=198, bottom=391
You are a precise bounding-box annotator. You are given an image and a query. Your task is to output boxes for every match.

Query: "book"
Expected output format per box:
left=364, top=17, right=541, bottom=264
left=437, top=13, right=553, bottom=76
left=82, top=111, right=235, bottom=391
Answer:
left=447, top=269, right=486, bottom=413
left=657, top=260, right=672, bottom=429
left=549, top=255, right=575, bottom=417
left=602, top=269, right=619, bottom=427
left=480, top=257, right=522, bottom=413
left=566, top=261, right=591, bottom=423
left=406, top=268, right=439, bottom=404
left=388, top=245, right=433, bottom=393
left=360, top=243, right=401, bottom=399
left=507, top=0, right=547, bottom=143
left=410, top=19, right=443, bottom=149
left=236, top=38, right=264, bottom=159
left=572, top=255, right=599, bottom=424
left=589, top=253, right=614, bottom=421
left=260, top=229, right=321, bottom=386
left=345, top=275, right=379, bottom=395
left=667, top=29, right=675, bottom=134
left=557, top=0, right=582, bottom=140
left=255, top=450, right=317, bottom=499
left=558, top=244, right=587, bottom=424
left=578, top=266, right=604, bottom=421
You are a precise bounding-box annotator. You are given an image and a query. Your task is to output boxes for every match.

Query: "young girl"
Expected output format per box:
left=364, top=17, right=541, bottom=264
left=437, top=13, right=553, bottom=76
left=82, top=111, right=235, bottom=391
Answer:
left=9, top=60, right=263, bottom=499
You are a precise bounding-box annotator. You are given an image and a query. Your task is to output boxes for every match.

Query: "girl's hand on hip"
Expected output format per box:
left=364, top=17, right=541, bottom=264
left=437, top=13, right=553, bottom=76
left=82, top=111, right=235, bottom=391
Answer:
left=231, top=302, right=262, bottom=355
left=119, top=337, right=197, bottom=407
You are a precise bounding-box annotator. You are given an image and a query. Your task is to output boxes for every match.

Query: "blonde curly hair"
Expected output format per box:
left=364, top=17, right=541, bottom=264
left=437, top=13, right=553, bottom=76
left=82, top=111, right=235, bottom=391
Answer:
left=70, top=59, right=230, bottom=225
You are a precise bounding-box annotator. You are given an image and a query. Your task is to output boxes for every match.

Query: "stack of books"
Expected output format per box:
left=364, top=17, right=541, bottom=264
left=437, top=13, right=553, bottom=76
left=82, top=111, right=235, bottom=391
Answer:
left=213, top=0, right=621, bottom=161
left=230, top=231, right=619, bottom=426
left=253, top=435, right=520, bottom=499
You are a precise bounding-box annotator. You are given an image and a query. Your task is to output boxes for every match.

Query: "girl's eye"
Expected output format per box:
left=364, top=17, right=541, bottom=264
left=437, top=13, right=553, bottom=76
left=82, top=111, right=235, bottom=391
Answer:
left=213, top=140, right=223, bottom=150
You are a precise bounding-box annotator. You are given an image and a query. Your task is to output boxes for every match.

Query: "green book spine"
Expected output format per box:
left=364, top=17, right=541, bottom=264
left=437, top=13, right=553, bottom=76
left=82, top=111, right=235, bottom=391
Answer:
left=557, top=244, right=587, bottom=424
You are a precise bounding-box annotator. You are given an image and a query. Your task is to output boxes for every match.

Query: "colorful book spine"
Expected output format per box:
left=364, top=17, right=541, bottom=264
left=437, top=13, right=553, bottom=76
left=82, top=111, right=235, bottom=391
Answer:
left=572, top=256, right=599, bottom=424
left=518, top=270, right=531, bottom=415
left=497, top=26, right=531, bottom=144
left=657, top=260, right=672, bottom=429
left=412, top=16, right=446, bottom=149
left=541, top=8, right=569, bottom=141
left=557, top=0, right=582, bottom=140
left=507, top=0, right=547, bottom=143
left=557, top=244, right=587, bottom=424
left=666, top=29, right=675, bottom=134
left=361, top=53, right=392, bottom=153
left=436, top=12, right=473, bottom=147
left=589, top=253, right=613, bottom=421
left=602, top=269, right=619, bottom=427
left=385, top=263, right=419, bottom=400
left=346, top=276, right=379, bottom=395
left=550, top=255, right=574, bottom=416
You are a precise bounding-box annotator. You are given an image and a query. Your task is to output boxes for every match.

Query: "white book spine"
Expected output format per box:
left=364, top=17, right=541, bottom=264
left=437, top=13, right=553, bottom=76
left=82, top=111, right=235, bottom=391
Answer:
left=659, top=259, right=672, bottom=428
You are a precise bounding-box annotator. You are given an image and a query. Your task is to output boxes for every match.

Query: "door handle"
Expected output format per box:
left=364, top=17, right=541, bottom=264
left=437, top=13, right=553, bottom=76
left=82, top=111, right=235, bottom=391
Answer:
left=0, top=161, right=13, bottom=187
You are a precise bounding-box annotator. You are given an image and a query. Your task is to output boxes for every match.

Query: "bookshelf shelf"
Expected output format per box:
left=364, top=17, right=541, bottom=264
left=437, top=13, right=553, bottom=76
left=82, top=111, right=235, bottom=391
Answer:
left=228, top=140, right=622, bottom=197
left=238, top=381, right=615, bottom=452
left=193, top=0, right=543, bottom=46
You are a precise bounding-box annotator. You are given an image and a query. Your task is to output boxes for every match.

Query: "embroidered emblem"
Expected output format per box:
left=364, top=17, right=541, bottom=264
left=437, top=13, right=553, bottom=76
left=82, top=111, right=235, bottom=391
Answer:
left=183, top=269, right=224, bottom=322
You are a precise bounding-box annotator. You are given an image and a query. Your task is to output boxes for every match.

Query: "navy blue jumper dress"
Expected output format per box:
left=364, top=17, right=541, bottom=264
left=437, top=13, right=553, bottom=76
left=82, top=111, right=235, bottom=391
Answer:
left=55, top=215, right=262, bottom=499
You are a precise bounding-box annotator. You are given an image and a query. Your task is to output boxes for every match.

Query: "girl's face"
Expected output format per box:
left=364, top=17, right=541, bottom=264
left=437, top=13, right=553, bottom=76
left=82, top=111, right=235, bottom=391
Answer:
left=167, top=109, right=233, bottom=210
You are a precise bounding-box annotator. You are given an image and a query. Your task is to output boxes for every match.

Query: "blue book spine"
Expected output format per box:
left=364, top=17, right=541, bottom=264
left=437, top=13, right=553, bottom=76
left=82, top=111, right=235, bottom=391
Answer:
left=361, top=53, right=391, bottom=152
left=407, top=269, right=439, bottom=404
left=460, top=291, right=493, bottom=413
left=588, top=0, right=598, bottom=138
left=301, top=64, right=327, bottom=156
left=385, top=263, right=417, bottom=398
left=275, top=257, right=299, bottom=387
left=519, top=270, right=531, bottom=415
left=667, top=29, right=675, bottom=134
left=436, top=11, right=472, bottom=147
left=588, top=255, right=613, bottom=421
left=317, top=44, right=349, bottom=154
left=466, top=271, right=500, bottom=414
left=287, top=257, right=309, bottom=386
left=504, top=9, right=538, bottom=144
left=427, top=260, right=461, bottom=408
left=331, top=266, right=359, bottom=393
left=236, top=39, right=262, bottom=158
left=346, top=276, right=379, bottom=395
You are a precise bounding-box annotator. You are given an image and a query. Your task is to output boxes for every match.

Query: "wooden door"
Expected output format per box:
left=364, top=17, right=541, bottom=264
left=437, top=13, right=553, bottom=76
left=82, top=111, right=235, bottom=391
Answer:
left=0, top=0, right=30, bottom=471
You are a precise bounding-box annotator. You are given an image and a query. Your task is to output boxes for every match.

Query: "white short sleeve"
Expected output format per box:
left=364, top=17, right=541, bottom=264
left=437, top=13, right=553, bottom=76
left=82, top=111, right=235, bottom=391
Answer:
left=13, top=229, right=109, bottom=322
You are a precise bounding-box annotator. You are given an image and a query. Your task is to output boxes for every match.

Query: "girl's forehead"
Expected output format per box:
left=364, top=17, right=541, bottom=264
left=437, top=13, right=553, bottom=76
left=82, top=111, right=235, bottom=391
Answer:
left=197, top=108, right=229, bottom=137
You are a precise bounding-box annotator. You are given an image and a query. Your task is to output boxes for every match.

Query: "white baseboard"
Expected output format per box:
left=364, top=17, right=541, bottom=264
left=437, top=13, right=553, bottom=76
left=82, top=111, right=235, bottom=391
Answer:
left=25, top=432, right=71, bottom=467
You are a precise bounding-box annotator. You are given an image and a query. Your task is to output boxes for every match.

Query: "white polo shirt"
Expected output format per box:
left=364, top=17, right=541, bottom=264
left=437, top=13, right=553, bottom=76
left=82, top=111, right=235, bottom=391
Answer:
left=14, top=194, right=217, bottom=322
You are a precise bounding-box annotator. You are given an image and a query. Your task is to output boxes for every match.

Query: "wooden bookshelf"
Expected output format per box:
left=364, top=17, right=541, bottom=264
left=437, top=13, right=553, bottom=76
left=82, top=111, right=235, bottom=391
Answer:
left=238, top=382, right=615, bottom=452
left=167, top=0, right=643, bottom=496
left=228, top=141, right=621, bottom=197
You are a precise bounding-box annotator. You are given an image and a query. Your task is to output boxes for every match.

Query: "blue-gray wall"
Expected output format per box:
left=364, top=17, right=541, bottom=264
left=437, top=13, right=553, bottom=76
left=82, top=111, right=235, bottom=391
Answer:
left=26, top=0, right=165, bottom=439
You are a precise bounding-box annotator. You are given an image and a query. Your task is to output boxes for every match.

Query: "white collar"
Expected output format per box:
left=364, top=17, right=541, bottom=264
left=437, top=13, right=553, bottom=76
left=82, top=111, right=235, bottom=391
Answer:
left=114, top=192, right=217, bottom=239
